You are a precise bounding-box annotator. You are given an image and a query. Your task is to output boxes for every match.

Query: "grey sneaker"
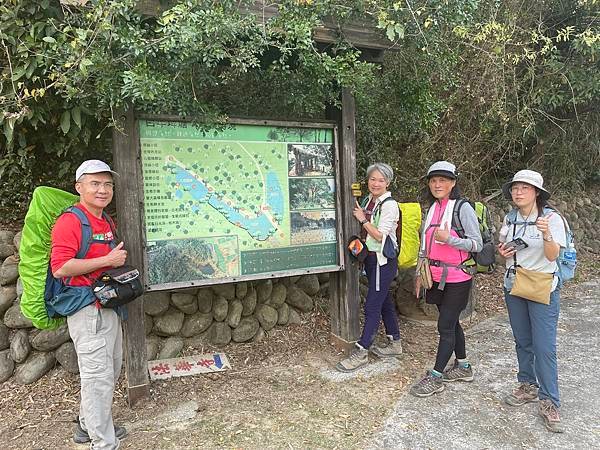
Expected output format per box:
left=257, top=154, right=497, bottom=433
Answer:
left=442, top=360, right=474, bottom=382
left=539, top=399, right=564, bottom=433
left=504, top=382, right=539, bottom=406
left=410, top=371, right=445, bottom=397
left=370, top=337, right=402, bottom=358
left=335, top=345, right=369, bottom=372
left=73, top=422, right=128, bottom=444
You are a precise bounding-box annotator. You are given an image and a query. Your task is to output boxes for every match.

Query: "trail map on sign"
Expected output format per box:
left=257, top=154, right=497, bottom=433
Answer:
left=140, top=120, right=339, bottom=287
left=152, top=142, right=287, bottom=245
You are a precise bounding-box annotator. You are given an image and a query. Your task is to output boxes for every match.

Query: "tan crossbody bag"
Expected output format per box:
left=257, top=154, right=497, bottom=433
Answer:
left=416, top=226, right=436, bottom=290
left=508, top=222, right=553, bottom=305
left=417, top=257, right=433, bottom=290
left=510, top=266, right=553, bottom=305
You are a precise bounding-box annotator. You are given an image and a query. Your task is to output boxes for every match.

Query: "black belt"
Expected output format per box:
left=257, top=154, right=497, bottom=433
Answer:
left=427, top=258, right=476, bottom=290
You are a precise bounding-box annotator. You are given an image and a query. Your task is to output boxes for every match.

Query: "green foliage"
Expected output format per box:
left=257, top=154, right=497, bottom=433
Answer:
left=356, top=0, right=600, bottom=198
left=0, top=0, right=377, bottom=223
left=1, top=0, right=599, bottom=224
left=290, top=178, right=335, bottom=209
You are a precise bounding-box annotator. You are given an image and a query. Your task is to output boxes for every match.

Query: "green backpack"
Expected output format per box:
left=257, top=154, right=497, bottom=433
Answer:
left=451, top=199, right=496, bottom=274
left=18, top=187, right=79, bottom=329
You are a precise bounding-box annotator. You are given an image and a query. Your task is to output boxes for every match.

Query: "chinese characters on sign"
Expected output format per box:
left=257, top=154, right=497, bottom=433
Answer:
left=148, top=353, right=232, bottom=380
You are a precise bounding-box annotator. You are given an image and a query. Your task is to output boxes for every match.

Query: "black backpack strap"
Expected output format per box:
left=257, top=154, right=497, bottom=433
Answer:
left=101, top=211, right=118, bottom=249
left=396, top=206, right=402, bottom=252
left=451, top=198, right=468, bottom=239
left=373, top=196, right=395, bottom=215
left=375, top=197, right=401, bottom=244
left=369, top=197, right=402, bottom=253
left=449, top=198, right=480, bottom=268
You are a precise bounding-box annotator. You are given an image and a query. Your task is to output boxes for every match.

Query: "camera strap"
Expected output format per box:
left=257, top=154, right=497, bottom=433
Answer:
left=510, top=214, right=536, bottom=270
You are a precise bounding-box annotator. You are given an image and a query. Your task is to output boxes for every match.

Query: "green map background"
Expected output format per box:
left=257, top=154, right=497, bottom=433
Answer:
left=139, top=120, right=338, bottom=285
left=141, top=139, right=290, bottom=251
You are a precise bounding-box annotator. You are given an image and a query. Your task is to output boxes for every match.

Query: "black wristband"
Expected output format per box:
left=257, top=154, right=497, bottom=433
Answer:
left=360, top=220, right=368, bottom=226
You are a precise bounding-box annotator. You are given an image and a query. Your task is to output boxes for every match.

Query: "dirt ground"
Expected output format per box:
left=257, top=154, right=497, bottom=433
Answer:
left=1, top=254, right=597, bottom=450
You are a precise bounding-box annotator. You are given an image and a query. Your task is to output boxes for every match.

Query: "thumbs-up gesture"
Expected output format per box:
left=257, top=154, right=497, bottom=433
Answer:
left=104, top=242, right=127, bottom=268
left=434, top=222, right=450, bottom=243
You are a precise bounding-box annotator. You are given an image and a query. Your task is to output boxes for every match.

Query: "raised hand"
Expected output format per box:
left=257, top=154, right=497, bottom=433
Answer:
left=105, top=241, right=127, bottom=268
left=536, top=213, right=552, bottom=236
left=434, top=222, right=450, bottom=243
left=353, top=200, right=366, bottom=223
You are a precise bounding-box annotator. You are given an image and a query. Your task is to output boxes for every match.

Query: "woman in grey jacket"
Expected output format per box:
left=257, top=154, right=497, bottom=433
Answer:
left=410, top=161, right=483, bottom=397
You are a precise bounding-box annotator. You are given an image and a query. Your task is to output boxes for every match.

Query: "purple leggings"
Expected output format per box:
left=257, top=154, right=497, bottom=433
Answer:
left=358, top=254, right=400, bottom=348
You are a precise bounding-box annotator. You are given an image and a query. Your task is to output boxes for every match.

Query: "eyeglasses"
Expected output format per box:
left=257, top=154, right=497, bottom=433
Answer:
left=510, top=185, right=533, bottom=193
left=79, top=181, right=114, bottom=190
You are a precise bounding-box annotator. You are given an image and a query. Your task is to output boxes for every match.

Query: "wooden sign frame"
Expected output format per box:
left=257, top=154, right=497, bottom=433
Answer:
left=112, top=90, right=361, bottom=405
left=133, top=116, right=344, bottom=291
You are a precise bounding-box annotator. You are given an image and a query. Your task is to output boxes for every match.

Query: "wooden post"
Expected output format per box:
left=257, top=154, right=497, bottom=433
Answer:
left=327, top=88, right=361, bottom=353
left=112, top=108, right=150, bottom=406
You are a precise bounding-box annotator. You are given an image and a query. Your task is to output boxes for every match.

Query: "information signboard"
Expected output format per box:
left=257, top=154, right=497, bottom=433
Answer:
left=138, top=119, right=342, bottom=290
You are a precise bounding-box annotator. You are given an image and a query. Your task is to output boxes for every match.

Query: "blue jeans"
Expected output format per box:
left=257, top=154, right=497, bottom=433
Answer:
left=358, top=254, right=400, bottom=349
left=504, top=288, right=560, bottom=407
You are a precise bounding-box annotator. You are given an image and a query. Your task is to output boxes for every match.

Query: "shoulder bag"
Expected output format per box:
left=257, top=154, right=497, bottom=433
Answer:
left=92, top=265, right=144, bottom=308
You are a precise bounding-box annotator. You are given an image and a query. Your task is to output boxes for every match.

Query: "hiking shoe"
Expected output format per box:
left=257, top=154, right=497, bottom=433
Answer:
left=370, top=337, right=402, bottom=358
left=442, top=360, right=474, bottom=382
left=409, top=371, right=445, bottom=397
left=504, top=382, right=539, bottom=406
left=539, top=399, right=564, bottom=433
left=73, top=422, right=128, bottom=444
left=335, top=345, right=369, bottom=372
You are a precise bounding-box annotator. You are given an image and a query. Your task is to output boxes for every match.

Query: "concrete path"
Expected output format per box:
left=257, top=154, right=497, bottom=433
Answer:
left=371, top=280, right=600, bottom=449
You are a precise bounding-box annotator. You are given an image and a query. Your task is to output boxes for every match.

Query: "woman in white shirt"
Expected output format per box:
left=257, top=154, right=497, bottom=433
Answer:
left=498, top=170, right=566, bottom=433
left=336, top=163, right=401, bottom=372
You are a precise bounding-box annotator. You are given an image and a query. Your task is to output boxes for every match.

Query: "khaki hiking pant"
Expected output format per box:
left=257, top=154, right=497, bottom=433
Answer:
left=68, top=303, right=123, bottom=450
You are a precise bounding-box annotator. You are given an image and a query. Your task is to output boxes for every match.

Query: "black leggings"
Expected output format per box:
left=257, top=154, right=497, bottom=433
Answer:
left=426, top=279, right=472, bottom=373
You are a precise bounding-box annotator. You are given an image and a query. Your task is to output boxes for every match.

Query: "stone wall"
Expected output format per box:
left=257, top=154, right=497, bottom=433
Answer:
left=0, top=227, right=329, bottom=384
left=392, top=193, right=600, bottom=320
left=141, top=273, right=328, bottom=362
left=2, top=191, right=599, bottom=384
left=487, top=193, right=600, bottom=254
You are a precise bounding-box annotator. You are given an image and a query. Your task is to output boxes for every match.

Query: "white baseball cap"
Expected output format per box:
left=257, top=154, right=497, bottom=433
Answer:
left=502, top=169, right=551, bottom=201
left=75, top=160, right=119, bottom=181
left=426, top=161, right=458, bottom=179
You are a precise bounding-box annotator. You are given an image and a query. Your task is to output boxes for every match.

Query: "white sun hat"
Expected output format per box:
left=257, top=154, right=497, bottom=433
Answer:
left=75, top=160, right=119, bottom=181
left=502, top=169, right=551, bottom=201
left=426, top=161, right=458, bottom=179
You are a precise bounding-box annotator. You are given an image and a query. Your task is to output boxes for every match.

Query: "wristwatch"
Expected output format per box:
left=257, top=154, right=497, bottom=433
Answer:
left=543, top=234, right=553, bottom=242
left=360, top=219, right=368, bottom=226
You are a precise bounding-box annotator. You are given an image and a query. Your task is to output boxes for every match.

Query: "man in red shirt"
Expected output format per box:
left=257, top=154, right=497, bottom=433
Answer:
left=51, top=160, right=128, bottom=449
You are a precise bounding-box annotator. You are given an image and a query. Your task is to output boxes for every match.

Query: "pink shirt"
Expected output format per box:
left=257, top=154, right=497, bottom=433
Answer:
left=425, top=199, right=472, bottom=283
